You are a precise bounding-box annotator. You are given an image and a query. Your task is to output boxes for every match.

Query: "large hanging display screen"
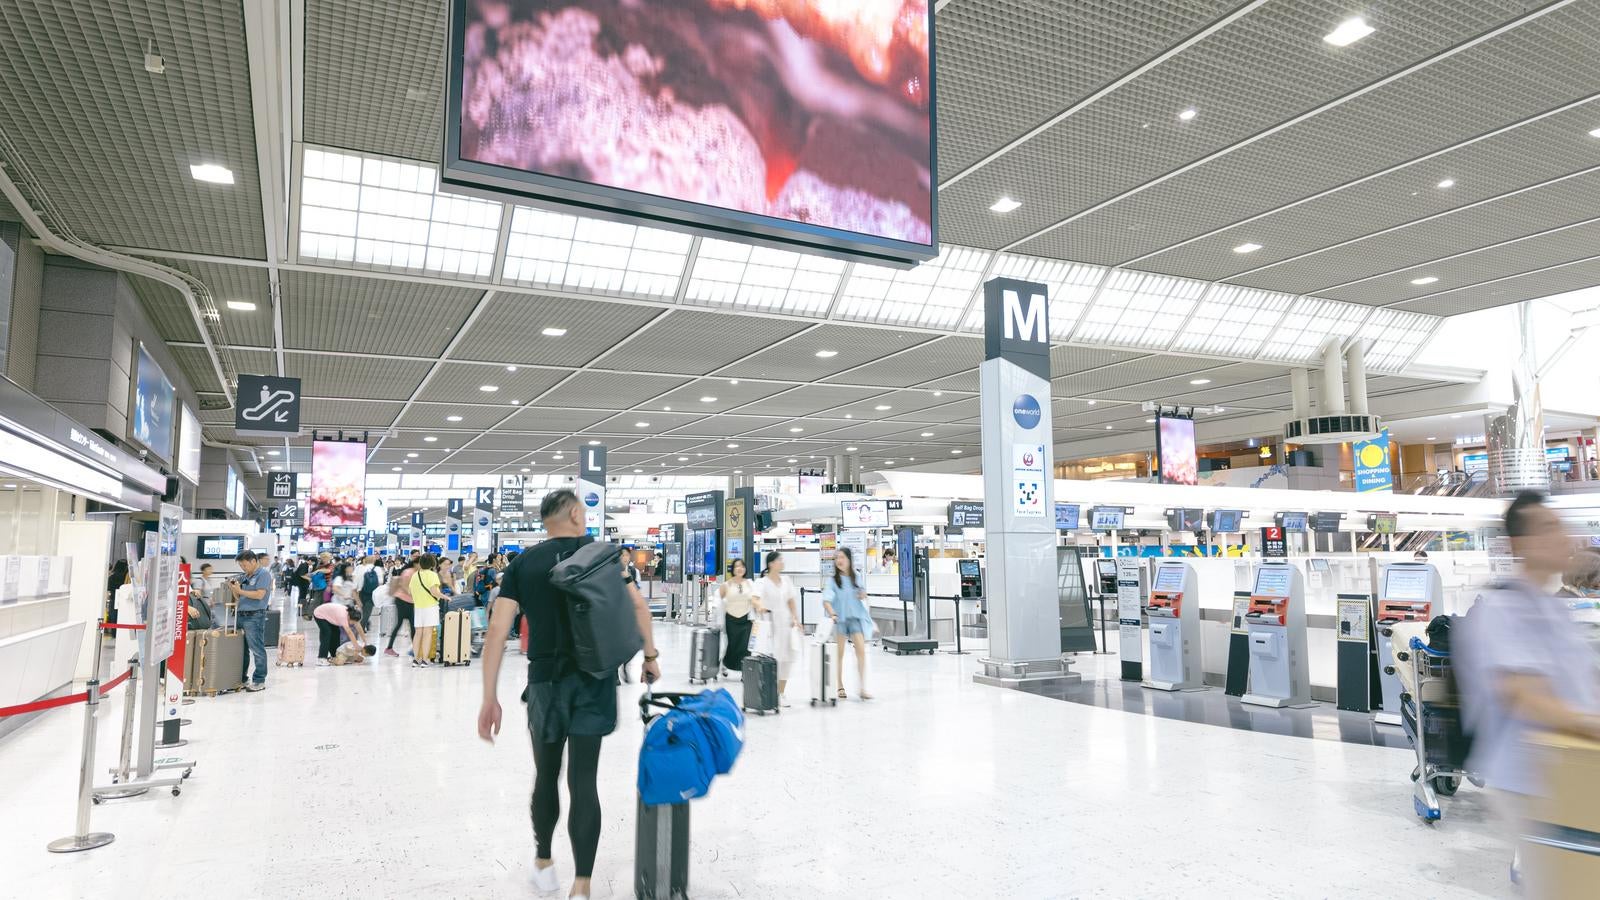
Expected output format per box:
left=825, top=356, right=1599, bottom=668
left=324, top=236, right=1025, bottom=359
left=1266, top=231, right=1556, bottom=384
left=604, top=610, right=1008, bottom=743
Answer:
left=129, top=342, right=176, bottom=464
left=443, top=0, right=937, bottom=266
left=1156, top=415, right=1198, bottom=486
left=307, top=440, right=367, bottom=541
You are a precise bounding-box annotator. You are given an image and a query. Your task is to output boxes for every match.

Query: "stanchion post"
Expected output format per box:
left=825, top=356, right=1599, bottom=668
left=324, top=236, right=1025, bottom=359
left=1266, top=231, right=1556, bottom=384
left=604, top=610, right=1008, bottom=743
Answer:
left=96, top=657, right=149, bottom=800
left=48, top=625, right=114, bottom=853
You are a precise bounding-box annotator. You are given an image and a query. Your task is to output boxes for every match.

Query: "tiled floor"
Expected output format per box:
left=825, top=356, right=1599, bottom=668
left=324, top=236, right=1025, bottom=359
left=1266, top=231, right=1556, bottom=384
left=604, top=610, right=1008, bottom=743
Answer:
left=0, top=622, right=1509, bottom=899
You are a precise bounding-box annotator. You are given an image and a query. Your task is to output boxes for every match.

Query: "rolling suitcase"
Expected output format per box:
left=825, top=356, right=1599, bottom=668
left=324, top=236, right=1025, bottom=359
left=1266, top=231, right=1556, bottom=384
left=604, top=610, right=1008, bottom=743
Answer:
left=635, top=795, right=690, bottom=900
left=808, top=640, right=837, bottom=707
left=276, top=631, right=306, bottom=667
left=441, top=609, right=472, bottom=666
left=741, top=654, right=779, bottom=715
left=379, top=604, right=399, bottom=642
left=264, top=609, right=281, bottom=648
left=196, top=629, right=246, bottom=695
left=688, top=627, right=720, bottom=685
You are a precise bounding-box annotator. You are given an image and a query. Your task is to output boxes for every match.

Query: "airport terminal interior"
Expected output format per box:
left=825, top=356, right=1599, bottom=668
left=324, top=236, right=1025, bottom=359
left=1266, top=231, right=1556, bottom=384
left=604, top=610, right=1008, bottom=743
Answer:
left=6, top=1, right=1600, bottom=897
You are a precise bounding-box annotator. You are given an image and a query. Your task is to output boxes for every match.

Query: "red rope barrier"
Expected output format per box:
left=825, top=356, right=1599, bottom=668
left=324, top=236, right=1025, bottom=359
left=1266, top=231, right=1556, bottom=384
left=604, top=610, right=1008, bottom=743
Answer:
left=99, top=623, right=145, bottom=631
left=0, top=667, right=134, bottom=719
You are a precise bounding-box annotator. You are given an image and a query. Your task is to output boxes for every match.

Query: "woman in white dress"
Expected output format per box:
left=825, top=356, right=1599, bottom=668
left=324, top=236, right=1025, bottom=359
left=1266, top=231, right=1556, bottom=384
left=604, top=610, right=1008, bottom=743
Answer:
left=753, top=551, right=802, bottom=701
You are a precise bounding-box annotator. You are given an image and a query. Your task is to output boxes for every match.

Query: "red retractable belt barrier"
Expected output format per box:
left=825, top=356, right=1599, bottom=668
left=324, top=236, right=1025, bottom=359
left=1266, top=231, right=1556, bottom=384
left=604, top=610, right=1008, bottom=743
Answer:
left=0, top=621, right=141, bottom=717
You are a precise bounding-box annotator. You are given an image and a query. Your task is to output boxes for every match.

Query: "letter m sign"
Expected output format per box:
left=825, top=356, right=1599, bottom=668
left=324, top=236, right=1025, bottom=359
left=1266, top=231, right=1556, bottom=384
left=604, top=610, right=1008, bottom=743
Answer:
left=983, top=278, right=1051, bottom=380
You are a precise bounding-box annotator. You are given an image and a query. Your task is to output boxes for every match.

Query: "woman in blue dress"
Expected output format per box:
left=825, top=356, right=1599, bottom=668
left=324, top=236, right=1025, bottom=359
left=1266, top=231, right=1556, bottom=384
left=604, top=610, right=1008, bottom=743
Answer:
left=821, top=547, right=874, bottom=700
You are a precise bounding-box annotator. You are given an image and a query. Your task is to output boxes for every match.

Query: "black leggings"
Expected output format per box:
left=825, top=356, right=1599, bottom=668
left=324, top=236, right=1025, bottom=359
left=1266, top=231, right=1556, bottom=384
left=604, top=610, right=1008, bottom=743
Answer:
left=531, top=734, right=603, bottom=878
left=316, top=617, right=342, bottom=659
left=386, top=599, right=414, bottom=650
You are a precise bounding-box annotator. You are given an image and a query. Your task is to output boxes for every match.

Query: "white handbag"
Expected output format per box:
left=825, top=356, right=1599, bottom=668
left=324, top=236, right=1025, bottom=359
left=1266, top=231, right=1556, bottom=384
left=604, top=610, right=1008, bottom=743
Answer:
left=748, top=614, right=775, bottom=657
left=812, top=616, right=835, bottom=645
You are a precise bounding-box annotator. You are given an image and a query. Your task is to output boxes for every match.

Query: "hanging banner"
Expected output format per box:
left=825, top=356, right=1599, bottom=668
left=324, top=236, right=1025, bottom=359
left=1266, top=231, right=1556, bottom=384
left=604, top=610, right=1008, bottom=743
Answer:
left=578, top=445, right=607, bottom=538
left=1352, top=429, right=1394, bottom=493
left=147, top=503, right=182, bottom=665
left=724, top=498, right=746, bottom=572
left=445, top=498, right=463, bottom=554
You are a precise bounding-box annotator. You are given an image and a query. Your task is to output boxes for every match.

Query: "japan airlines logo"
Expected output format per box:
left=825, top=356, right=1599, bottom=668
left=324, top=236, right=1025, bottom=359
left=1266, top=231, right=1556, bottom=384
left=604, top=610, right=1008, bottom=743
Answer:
left=1022, top=450, right=1036, bottom=468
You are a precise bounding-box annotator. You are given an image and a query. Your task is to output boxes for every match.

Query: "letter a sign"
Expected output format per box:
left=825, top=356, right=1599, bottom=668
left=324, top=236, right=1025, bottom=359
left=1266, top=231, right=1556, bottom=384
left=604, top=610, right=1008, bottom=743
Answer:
left=983, top=278, right=1051, bottom=381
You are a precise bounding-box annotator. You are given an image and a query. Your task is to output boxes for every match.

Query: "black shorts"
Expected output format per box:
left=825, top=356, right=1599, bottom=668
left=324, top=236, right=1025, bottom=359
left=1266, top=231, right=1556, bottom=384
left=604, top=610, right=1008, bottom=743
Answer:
left=525, top=671, right=618, bottom=744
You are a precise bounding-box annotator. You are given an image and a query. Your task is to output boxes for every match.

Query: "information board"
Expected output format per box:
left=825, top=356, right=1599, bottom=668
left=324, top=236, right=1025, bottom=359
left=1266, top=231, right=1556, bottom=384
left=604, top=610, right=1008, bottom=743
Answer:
left=947, top=500, right=985, bottom=528
left=1278, top=511, right=1308, bottom=531
left=1311, top=512, right=1344, bottom=532
left=1054, top=502, right=1080, bottom=530
left=1211, top=509, right=1242, bottom=533
left=1090, top=507, right=1124, bottom=530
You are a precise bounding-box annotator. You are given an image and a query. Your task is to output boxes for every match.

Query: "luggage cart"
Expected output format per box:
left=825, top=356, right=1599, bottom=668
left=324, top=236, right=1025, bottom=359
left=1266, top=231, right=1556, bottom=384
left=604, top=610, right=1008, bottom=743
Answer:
left=1395, top=635, right=1476, bottom=822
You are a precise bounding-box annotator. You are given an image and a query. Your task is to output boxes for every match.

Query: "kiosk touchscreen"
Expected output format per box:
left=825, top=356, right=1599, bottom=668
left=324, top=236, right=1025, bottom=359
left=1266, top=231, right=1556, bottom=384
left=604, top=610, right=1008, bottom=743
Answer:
left=958, top=558, right=984, bottom=600
left=1372, top=563, right=1441, bottom=725
left=1094, top=558, right=1118, bottom=596
left=1143, top=560, right=1204, bottom=692
left=1241, top=563, right=1313, bottom=708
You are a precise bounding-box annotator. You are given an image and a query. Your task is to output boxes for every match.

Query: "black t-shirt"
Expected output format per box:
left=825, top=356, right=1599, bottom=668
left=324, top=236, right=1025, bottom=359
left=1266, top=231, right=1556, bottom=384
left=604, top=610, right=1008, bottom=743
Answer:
left=499, top=535, right=593, bottom=683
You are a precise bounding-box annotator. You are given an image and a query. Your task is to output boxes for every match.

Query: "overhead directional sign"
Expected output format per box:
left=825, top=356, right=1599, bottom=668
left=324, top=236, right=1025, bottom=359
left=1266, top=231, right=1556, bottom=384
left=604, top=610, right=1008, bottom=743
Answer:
left=274, top=500, right=300, bottom=522
left=268, top=471, right=297, bottom=500
left=235, top=374, right=303, bottom=437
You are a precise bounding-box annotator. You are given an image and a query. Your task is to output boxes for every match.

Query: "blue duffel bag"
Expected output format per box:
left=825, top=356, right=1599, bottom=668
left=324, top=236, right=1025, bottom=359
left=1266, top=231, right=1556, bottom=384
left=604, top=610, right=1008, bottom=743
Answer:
left=677, top=689, right=745, bottom=776
left=637, top=688, right=745, bottom=806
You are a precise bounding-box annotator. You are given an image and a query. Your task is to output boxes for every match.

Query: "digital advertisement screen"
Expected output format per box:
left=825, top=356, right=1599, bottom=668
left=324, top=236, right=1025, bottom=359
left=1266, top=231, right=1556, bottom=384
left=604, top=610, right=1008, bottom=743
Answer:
left=1167, top=508, right=1204, bottom=532
left=1055, top=502, right=1080, bottom=531
left=1385, top=566, right=1432, bottom=601
left=799, top=468, right=827, bottom=495
left=1278, top=511, right=1308, bottom=532
left=841, top=499, right=889, bottom=529
left=1254, top=565, right=1292, bottom=598
left=1156, top=416, right=1198, bottom=486
left=1311, top=511, right=1344, bottom=532
left=225, top=466, right=238, bottom=513
left=1369, top=514, right=1398, bottom=535
left=196, top=536, right=245, bottom=560
left=1153, top=565, right=1186, bottom=592
left=1089, top=507, right=1124, bottom=530
left=307, top=440, right=368, bottom=541
left=130, top=342, right=176, bottom=463
left=1210, top=509, right=1242, bottom=533
left=177, top=404, right=202, bottom=483
left=445, top=0, right=937, bottom=264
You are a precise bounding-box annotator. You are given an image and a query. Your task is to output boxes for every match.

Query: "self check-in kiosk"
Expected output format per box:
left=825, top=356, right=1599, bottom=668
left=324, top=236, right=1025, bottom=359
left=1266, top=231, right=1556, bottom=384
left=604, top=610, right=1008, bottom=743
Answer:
left=1093, top=558, right=1117, bottom=597
left=1143, top=560, right=1204, bottom=692
left=958, top=558, right=984, bottom=605
left=1241, top=563, right=1313, bottom=708
left=1372, top=563, right=1441, bottom=725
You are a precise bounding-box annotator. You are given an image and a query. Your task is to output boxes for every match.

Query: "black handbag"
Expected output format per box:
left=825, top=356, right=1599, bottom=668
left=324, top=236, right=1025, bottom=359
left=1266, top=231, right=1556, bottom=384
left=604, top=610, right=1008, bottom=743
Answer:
left=550, top=540, right=644, bottom=677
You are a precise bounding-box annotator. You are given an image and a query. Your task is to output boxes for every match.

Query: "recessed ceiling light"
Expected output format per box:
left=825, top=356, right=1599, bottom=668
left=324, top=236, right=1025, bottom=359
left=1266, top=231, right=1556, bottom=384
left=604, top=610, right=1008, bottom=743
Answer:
left=423, top=436, right=437, bottom=442
left=933, top=391, right=943, bottom=397
left=444, top=448, right=452, bottom=452
left=663, top=406, right=672, bottom=411
left=267, top=450, right=281, bottom=456
left=1449, top=414, right=1462, bottom=419
left=697, top=453, right=704, bottom=458
left=845, top=414, right=853, bottom=419
left=1323, top=15, right=1375, bottom=47
left=270, top=465, right=283, bottom=471
left=553, top=453, right=565, bottom=459
left=189, top=163, right=234, bottom=184
left=541, top=327, right=567, bottom=337
left=446, top=415, right=463, bottom=422
left=989, top=196, right=1022, bottom=214
left=1426, top=436, right=1437, bottom=442
left=886, top=460, right=896, bottom=465
left=733, top=470, right=742, bottom=475
left=787, top=458, right=798, bottom=463
left=479, top=384, right=498, bottom=392
left=406, top=452, right=419, bottom=458
left=1189, top=378, right=1211, bottom=385
left=521, top=468, right=531, bottom=473
left=509, top=399, right=521, bottom=405
left=1178, top=107, right=1197, bottom=122
left=1146, top=418, right=1157, bottom=424
left=920, top=431, right=934, bottom=437
left=1589, top=127, right=1600, bottom=138
left=1105, top=425, right=1114, bottom=430
left=846, top=446, right=859, bottom=452
left=391, top=467, right=402, bottom=472
left=874, top=404, right=892, bottom=411
left=789, top=427, right=804, bottom=433
left=635, top=421, right=650, bottom=428
left=225, top=300, right=256, bottom=311
left=727, top=443, right=739, bottom=449
left=505, top=365, right=518, bottom=372
left=1086, top=400, right=1097, bottom=406
left=700, top=396, right=718, bottom=403
left=678, top=456, right=689, bottom=462
left=1233, top=242, right=1262, bottom=254
left=1435, top=178, right=1455, bottom=189
left=729, top=379, right=739, bottom=385
left=815, top=350, right=838, bottom=358
left=633, top=468, right=643, bottom=474
left=1410, top=276, right=1439, bottom=285
left=952, top=449, right=962, bottom=455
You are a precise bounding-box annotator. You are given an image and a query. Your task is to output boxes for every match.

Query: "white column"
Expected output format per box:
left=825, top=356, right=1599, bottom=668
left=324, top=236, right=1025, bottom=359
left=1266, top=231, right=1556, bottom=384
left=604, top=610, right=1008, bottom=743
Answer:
left=1345, top=341, right=1369, bottom=415
left=1320, top=339, right=1345, bottom=415
left=1290, top=368, right=1311, bottom=419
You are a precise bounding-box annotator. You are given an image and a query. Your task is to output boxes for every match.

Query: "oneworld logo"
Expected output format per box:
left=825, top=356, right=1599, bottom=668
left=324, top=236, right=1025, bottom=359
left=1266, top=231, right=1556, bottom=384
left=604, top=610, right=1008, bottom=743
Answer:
left=583, top=492, right=600, bottom=507
left=1012, top=393, right=1042, bottom=429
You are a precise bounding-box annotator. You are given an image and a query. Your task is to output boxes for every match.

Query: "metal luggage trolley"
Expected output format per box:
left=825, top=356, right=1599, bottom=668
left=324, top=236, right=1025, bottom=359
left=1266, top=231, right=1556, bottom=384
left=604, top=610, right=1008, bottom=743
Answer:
left=1395, top=635, right=1477, bottom=821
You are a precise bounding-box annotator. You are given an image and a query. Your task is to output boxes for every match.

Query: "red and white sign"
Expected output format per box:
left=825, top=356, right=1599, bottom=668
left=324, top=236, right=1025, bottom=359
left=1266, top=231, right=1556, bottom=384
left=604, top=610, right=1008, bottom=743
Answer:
left=1261, top=526, right=1288, bottom=559
left=165, top=563, right=191, bottom=721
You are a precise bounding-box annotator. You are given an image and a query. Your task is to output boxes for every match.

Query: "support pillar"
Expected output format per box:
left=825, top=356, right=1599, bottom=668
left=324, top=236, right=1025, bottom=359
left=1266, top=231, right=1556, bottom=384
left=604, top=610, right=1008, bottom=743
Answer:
left=1345, top=341, right=1369, bottom=415
left=1485, top=305, right=1549, bottom=496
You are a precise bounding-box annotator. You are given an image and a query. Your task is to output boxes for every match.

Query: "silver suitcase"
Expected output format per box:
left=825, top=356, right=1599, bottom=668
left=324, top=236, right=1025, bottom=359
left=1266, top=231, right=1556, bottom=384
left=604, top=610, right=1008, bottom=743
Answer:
left=688, top=627, right=720, bottom=685
left=809, top=640, right=837, bottom=707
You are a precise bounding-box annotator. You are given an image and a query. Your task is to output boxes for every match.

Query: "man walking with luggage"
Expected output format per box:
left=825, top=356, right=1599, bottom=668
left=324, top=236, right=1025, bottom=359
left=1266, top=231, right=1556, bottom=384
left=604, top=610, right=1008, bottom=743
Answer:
left=230, top=550, right=274, bottom=692
left=477, top=489, right=660, bottom=900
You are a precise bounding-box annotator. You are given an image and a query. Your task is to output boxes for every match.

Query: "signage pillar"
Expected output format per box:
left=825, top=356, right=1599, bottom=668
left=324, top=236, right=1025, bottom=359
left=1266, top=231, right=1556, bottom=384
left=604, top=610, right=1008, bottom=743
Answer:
left=974, top=278, right=1077, bottom=688
left=445, top=499, right=463, bottom=554
left=473, top=487, right=496, bottom=554
left=578, top=445, right=607, bottom=539
left=732, top=485, right=756, bottom=574
left=409, top=511, right=424, bottom=552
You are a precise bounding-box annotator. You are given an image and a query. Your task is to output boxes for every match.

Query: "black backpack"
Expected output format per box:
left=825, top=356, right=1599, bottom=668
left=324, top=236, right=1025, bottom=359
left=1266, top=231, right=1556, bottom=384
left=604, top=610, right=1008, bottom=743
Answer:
left=361, top=567, right=380, bottom=596
left=549, top=539, right=643, bottom=678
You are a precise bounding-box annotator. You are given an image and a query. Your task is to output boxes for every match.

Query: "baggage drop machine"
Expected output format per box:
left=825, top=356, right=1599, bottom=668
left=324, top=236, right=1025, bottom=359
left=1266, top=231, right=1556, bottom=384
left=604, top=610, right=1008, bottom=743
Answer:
left=1143, top=560, right=1205, bottom=692
left=1373, top=562, right=1441, bottom=726
left=1241, top=563, right=1314, bottom=708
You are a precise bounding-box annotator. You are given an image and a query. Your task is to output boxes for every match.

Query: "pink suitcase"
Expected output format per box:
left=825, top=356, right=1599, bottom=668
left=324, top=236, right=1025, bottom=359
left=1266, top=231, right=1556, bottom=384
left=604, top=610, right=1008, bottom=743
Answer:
left=276, top=631, right=306, bottom=667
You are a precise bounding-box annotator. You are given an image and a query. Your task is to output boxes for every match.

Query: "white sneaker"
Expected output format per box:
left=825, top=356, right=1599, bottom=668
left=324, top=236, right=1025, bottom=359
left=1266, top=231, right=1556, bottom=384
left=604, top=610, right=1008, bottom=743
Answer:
left=530, top=861, right=559, bottom=893
left=316, top=659, right=331, bottom=667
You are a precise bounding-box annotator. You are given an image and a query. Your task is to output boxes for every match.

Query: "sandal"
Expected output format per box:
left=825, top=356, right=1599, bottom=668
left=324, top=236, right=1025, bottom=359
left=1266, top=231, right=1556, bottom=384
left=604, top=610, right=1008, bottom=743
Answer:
left=837, top=688, right=848, bottom=699
left=860, top=691, right=875, bottom=700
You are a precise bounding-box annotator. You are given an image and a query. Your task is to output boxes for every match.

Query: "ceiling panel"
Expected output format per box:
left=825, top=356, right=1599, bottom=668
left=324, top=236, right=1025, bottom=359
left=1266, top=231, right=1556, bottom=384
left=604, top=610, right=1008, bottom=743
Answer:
left=415, top=362, right=568, bottom=404
left=448, top=432, right=560, bottom=453
left=538, top=372, right=691, bottom=410
left=300, top=398, right=403, bottom=427
left=735, top=385, right=884, bottom=418
left=588, top=411, right=708, bottom=435
left=280, top=270, right=482, bottom=354
left=1128, top=97, right=1600, bottom=282
left=613, top=310, right=813, bottom=376
left=170, top=345, right=226, bottom=394
left=1391, top=257, right=1600, bottom=316
left=498, top=406, right=615, bottom=433
left=285, top=353, right=433, bottom=401
left=385, top=428, right=485, bottom=449
left=303, top=0, right=444, bottom=163
left=170, top=260, right=274, bottom=347
left=127, top=276, right=204, bottom=343
left=451, top=293, right=662, bottom=367
left=939, top=0, right=1534, bottom=250
left=821, top=336, right=981, bottom=388
left=395, top=401, right=508, bottom=431
left=919, top=370, right=979, bottom=393
left=1053, top=355, right=1218, bottom=398
left=0, top=0, right=266, bottom=257
left=651, top=379, right=790, bottom=414
left=663, top=415, right=771, bottom=438
left=1093, top=361, right=1286, bottom=404
left=719, top=324, right=934, bottom=381
left=1050, top=345, right=1149, bottom=377
left=1234, top=167, right=1600, bottom=298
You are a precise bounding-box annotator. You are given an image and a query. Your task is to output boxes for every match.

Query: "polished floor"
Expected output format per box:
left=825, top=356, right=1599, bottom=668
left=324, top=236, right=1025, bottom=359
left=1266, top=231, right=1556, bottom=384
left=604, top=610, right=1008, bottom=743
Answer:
left=2, top=621, right=1509, bottom=899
